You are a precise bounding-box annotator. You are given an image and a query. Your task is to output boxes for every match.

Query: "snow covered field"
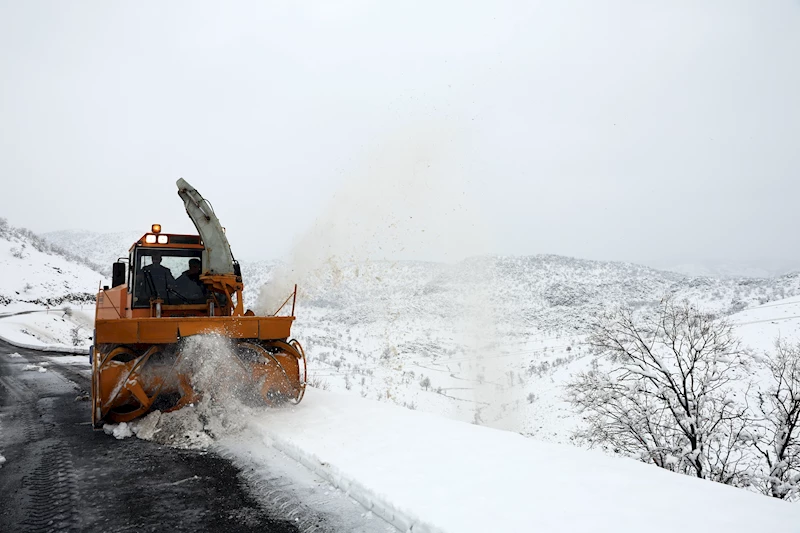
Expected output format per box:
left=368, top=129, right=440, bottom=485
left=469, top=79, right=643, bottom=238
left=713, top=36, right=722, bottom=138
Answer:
left=96, top=366, right=800, bottom=533
left=240, top=389, right=800, bottom=533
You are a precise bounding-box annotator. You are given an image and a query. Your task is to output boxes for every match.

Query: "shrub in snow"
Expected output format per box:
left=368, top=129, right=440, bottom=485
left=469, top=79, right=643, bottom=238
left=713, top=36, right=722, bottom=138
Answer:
left=70, top=326, right=82, bottom=346
left=419, top=376, right=431, bottom=391
left=307, top=376, right=330, bottom=391
left=567, top=298, right=751, bottom=486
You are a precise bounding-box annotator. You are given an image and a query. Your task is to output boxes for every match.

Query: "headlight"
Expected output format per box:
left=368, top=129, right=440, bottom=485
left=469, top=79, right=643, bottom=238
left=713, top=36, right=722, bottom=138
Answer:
left=145, top=234, right=157, bottom=244
left=157, top=235, right=168, bottom=244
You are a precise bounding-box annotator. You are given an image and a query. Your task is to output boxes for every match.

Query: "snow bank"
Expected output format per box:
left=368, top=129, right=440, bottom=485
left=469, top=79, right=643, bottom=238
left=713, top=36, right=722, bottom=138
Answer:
left=0, top=330, right=89, bottom=354
left=88, top=333, right=799, bottom=532
left=103, top=422, right=134, bottom=440
left=0, top=308, right=92, bottom=354
left=103, top=407, right=215, bottom=450
left=247, top=389, right=799, bottom=533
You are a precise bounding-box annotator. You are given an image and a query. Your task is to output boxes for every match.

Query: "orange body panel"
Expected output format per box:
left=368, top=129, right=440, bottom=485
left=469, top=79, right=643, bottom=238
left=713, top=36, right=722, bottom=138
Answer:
left=138, top=320, right=179, bottom=343
left=258, top=317, right=296, bottom=339
left=96, top=286, right=127, bottom=320
left=177, top=318, right=260, bottom=338
left=96, top=315, right=294, bottom=344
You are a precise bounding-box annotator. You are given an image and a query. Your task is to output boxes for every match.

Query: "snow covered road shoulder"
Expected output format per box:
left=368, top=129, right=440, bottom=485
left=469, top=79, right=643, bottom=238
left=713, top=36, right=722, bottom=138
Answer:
left=250, top=389, right=800, bottom=533
left=0, top=307, right=92, bottom=354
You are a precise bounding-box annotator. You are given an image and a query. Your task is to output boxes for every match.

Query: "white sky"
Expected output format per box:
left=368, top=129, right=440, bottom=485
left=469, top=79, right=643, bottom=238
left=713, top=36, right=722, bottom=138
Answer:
left=1, top=1, right=798, bottom=268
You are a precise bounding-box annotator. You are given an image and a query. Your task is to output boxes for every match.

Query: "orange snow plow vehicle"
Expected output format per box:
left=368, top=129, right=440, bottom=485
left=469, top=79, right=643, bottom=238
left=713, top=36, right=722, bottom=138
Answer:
left=91, top=179, right=306, bottom=427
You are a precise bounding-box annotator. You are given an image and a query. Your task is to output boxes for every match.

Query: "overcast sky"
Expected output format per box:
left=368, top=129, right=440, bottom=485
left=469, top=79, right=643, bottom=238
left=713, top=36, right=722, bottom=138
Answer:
left=1, top=1, right=798, bottom=269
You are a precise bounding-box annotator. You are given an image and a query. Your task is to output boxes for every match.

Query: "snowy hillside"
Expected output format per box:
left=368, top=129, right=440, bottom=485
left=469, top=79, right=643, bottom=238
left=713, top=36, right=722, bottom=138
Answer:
left=45, top=229, right=800, bottom=328
left=31, top=229, right=800, bottom=435
left=10, top=223, right=800, bottom=510
left=237, top=256, right=800, bottom=484
left=0, top=218, right=100, bottom=350
left=42, top=229, right=143, bottom=275
left=266, top=254, right=800, bottom=335
left=0, top=219, right=102, bottom=307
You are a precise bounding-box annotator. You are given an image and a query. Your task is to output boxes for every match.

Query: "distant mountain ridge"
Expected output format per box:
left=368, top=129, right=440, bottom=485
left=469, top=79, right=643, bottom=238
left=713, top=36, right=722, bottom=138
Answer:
left=41, top=229, right=800, bottom=335
left=657, top=262, right=800, bottom=279
left=252, top=254, right=800, bottom=338
left=42, top=230, right=143, bottom=275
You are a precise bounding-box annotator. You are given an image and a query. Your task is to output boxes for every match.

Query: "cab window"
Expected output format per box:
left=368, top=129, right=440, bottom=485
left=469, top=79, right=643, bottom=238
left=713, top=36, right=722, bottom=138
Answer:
left=131, top=248, right=203, bottom=307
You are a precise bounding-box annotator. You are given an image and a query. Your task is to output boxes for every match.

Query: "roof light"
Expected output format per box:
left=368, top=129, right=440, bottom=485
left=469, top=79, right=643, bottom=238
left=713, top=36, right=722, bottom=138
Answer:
left=145, top=234, right=157, bottom=244
left=151, top=224, right=162, bottom=234
left=157, top=235, right=168, bottom=244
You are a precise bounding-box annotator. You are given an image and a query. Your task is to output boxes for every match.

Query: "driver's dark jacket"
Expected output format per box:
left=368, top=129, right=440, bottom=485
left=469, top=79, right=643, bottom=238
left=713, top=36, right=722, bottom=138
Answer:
left=138, top=264, right=177, bottom=303
left=175, top=270, right=206, bottom=303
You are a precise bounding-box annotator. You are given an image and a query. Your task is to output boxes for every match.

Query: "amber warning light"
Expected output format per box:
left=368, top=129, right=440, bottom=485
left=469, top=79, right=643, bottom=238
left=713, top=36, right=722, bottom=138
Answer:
left=151, top=224, right=162, bottom=234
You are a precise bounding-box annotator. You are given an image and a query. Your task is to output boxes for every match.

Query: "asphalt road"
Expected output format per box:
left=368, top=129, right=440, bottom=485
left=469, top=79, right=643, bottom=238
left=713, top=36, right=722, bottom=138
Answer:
left=0, top=341, right=303, bottom=533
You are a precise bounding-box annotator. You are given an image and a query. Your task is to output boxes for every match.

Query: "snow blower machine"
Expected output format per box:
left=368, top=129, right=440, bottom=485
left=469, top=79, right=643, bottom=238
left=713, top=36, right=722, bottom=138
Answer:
left=90, top=179, right=306, bottom=427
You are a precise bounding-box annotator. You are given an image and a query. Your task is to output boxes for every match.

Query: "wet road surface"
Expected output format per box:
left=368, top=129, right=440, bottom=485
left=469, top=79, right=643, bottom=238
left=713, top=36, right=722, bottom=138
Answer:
left=0, top=341, right=302, bottom=533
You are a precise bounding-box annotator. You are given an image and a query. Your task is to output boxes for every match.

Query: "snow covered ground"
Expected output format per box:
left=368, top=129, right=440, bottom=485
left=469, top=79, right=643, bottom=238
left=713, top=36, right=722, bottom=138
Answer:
left=70, top=294, right=800, bottom=532
left=0, top=221, right=103, bottom=304
left=732, top=294, right=800, bottom=352
left=0, top=307, right=93, bottom=353
left=7, top=222, right=800, bottom=530
left=0, top=220, right=100, bottom=352
left=95, top=375, right=800, bottom=533
left=81, top=294, right=800, bottom=532
left=238, top=389, right=799, bottom=533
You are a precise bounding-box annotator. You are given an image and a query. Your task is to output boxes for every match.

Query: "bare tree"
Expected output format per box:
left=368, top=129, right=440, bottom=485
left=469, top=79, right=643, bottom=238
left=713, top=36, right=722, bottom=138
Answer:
left=419, top=376, right=431, bottom=391
left=567, top=299, right=751, bottom=486
left=751, top=339, right=800, bottom=500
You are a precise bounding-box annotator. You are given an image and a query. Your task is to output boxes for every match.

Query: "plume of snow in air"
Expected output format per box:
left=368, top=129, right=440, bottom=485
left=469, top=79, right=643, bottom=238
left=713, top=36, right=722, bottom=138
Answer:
left=255, top=125, right=489, bottom=314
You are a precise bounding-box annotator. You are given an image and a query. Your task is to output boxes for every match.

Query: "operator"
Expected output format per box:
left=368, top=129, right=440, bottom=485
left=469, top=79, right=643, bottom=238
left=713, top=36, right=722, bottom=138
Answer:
left=140, top=251, right=177, bottom=303
left=176, top=258, right=206, bottom=303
